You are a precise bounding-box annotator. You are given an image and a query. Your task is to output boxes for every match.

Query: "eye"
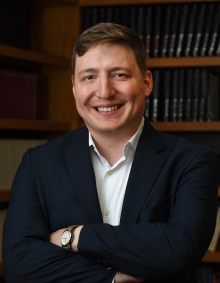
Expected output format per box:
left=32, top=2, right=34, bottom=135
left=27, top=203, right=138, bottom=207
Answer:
left=112, top=73, right=126, bottom=78
left=85, top=75, right=95, bottom=81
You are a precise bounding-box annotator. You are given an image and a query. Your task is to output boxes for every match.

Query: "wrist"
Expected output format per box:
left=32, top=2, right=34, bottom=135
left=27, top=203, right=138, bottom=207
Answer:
left=71, top=225, right=83, bottom=252
left=61, top=225, right=81, bottom=251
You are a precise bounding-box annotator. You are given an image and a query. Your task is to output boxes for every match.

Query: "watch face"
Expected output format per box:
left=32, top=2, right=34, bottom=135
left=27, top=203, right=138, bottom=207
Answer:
left=61, top=230, right=71, bottom=245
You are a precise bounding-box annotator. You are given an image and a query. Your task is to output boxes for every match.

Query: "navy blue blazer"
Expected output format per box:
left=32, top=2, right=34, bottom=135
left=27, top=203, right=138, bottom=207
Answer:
left=3, top=121, right=218, bottom=283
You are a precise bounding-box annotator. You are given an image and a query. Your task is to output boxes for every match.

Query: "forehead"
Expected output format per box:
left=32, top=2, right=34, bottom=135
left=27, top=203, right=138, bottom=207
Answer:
left=75, top=42, right=137, bottom=69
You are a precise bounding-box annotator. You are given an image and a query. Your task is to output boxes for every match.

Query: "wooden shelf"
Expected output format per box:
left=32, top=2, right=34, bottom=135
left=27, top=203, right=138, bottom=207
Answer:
left=0, top=44, right=70, bottom=67
left=0, top=190, right=10, bottom=203
left=147, top=57, right=220, bottom=69
left=78, top=0, right=220, bottom=6
left=0, top=118, right=70, bottom=132
left=0, top=261, right=3, bottom=277
left=202, top=251, right=220, bottom=263
left=151, top=122, right=220, bottom=132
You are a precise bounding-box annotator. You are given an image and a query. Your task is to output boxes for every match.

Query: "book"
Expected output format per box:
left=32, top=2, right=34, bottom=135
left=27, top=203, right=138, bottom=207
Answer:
left=184, top=69, right=193, bottom=121
left=129, top=6, right=137, bottom=31
left=145, top=97, right=151, bottom=120
left=162, top=69, right=171, bottom=121
left=170, top=69, right=178, bottom=121
left=192, top=68, right=200, bottom=121
left=215, top=32, right=220, bottom=56
left=191, top=4, right=206, bottom=57
left=177, top=69, right=184, bottom=121
left=208, top=207, right=220, bottom=252
left=200, top=3, right=215, bottom=57
left=150, top=69, right=160, bottom=121
left=160, top=5, right=172, bottom=58
left=175, top=4, right=188, bottom=57
left=0, top=139, right=47, bottom=191
left=151, top=5, right=162, bottom=58
left=0, top=68, right=37, bottom=120
left=199, top=69, right=209, bottom=121
left=167, top=5, right=180, bottom=58
left=208, top=71, right=220, bottom=121
left=207, top=3, right=220, bottom=56
left=137, top=6, right=144, bottom=41
left=183, top=4, right=197, bottom=57
left=106, top=7, right=113, bottom=23
left=144, top=5, right=152, bottom=58
left=120, top=6, right=129, bottom=27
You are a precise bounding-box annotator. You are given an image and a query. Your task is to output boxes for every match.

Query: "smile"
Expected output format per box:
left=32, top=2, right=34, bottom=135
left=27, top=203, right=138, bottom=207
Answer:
left=97, top=105, right=120, bottom=112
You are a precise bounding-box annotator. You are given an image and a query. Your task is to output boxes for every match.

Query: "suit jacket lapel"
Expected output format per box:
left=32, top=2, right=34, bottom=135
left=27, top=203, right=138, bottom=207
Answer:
left=120, top=122, right=166, bottom=224
left=64, top=128, right=103, bottom=224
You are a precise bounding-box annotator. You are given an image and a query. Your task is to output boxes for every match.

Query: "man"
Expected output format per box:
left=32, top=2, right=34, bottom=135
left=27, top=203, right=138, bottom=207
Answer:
left=3, top=23, right=218, bottom=283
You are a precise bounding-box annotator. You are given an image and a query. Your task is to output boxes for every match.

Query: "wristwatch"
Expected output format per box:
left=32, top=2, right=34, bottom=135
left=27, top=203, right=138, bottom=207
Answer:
left=61, top=225, right=79, bottom=250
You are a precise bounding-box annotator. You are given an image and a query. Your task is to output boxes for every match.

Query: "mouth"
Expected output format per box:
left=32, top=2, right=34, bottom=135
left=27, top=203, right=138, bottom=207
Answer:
left=96, top=105, right=121, bottom=112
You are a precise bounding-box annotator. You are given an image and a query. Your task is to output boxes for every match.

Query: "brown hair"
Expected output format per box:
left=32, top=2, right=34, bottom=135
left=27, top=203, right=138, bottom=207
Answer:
left=72, top=22, right=147, bottom=77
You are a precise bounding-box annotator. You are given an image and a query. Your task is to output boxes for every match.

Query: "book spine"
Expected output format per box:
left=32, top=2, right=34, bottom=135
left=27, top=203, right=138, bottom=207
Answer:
left=137, top=6, right=144, bottom=42
left=160, top=5, right=172, bottom=58
left=144, top=5, right=152, bottom=58
left=151, top=5, right=161, bottom=58
left=192, top=68, right=200, bottom=121
left=150, top=69, right=160, bottom=121
left=106, top=7, right=113, bottom=23
left=177, top=69, right=184, bottom=121
left=191, top=4, right=206, bottom=57
left=207, top=3, right=220, bottom=56
left=200, top=3, right=215, bottom=56
left=215, top=32, right=220, bottom=56
left=170, top=69, right=178, bottom=121
left=183, top=4, right=197, bottom=57
left=175, top=4, right=188, bottom=57
left=199, top=69, right=208, bottom=121
left=129, top=6, right=137, bottom=31
left=167, top=5, right=180, bottom=58
left=184, top=69, right=193, bottom=121
left=162, top=69, right=171, bottom=121
left=0, top=68, right=37, bottom=120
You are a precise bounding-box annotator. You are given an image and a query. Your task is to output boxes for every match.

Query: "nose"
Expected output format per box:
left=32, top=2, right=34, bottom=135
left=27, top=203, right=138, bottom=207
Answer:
left=96, top=75, right=115, bottom=99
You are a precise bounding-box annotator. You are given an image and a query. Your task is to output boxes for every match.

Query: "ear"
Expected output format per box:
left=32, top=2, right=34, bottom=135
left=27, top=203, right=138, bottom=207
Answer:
left=71, top=75, right=76, bottom=98
left=144, top=70, right=153, bottom=98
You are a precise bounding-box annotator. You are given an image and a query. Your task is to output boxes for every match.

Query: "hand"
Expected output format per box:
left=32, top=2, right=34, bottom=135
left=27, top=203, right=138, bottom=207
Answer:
left=114, top=272, right=145, bottom=283
left=50, top=228, right=65, bottom=247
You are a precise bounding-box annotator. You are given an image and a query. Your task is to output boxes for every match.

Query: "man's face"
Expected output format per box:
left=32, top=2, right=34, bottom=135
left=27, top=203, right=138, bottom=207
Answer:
left=72, top=43, right=152, bottom=138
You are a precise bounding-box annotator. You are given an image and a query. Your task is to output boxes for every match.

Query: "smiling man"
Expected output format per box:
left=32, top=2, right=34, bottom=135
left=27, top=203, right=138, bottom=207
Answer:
left=3, top=23, right=218, bottom=283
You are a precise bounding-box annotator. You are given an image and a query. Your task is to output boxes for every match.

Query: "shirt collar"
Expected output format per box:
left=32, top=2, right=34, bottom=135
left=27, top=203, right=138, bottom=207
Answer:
left=89, top=117, right=144, bottom=152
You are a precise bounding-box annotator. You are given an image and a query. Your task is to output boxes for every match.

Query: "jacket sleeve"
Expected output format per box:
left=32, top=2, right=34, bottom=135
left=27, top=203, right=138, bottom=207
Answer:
left=2, top=149, right=115, bottom=283
left=78, top=147, right=219, bottom=280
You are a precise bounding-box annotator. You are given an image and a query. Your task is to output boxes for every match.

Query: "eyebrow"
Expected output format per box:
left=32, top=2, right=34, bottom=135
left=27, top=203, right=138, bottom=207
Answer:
left=78, top=67, right=131, bottom=76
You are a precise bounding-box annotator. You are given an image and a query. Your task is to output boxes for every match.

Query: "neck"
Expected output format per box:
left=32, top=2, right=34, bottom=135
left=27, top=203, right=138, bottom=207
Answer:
left=90, top=131, right=133, bottom=166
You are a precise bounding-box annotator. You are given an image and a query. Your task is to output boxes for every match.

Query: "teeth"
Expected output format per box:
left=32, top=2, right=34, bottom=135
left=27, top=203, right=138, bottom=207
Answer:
left=97, top=106, right=119, bottom=112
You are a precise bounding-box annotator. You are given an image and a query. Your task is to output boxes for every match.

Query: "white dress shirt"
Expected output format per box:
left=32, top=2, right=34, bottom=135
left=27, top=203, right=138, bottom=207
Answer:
left=89, top=118, right=144, bottom=226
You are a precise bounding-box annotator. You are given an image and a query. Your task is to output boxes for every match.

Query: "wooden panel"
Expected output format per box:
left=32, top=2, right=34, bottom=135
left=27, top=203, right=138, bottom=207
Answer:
left=0, top=261, right=3, bottom=277
left=35, top=6, right=82, bottom=127
left=151, top=122, right=220, bottom=132
left=0, top=118, right=70, bottom=132
left=0, top=190, right=10, bottom=203
left=147, top=57, right=220, bottom=69
left=0, top=44, right=69, bottom=67
left=202, top=251, right=220, bottom=263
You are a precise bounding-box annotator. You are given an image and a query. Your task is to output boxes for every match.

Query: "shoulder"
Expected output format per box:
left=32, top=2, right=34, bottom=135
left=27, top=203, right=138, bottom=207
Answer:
left=23, top=126, right=88, bottom=162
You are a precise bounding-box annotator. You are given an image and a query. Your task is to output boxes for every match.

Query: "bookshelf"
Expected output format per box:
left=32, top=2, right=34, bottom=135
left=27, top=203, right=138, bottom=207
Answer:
left=0, top=0, right=220, bottom=279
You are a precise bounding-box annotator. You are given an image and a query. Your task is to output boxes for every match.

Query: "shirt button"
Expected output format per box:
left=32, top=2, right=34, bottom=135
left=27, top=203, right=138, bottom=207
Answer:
left=104, top=210, right=109, bottom=216
left=108, top=170, right=113, bottom=175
